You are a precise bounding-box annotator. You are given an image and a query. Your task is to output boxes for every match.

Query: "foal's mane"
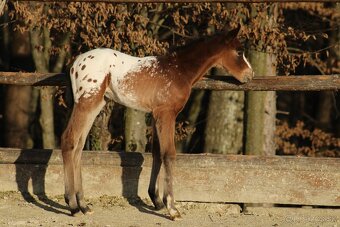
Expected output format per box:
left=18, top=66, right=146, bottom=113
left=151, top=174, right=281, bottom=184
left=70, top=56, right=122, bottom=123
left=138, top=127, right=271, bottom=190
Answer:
left=167, top=32, right=224, bottom=55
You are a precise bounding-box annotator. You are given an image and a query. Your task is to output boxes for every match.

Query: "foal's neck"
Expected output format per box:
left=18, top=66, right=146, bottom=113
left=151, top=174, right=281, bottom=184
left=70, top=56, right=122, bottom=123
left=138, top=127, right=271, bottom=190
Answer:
left=172, top=36, right=224, bottom=85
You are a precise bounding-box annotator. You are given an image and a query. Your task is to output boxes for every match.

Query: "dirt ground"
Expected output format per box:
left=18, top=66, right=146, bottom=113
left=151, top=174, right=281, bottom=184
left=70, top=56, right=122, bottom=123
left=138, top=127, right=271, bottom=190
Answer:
left=0, top=191, right=339, bottom=227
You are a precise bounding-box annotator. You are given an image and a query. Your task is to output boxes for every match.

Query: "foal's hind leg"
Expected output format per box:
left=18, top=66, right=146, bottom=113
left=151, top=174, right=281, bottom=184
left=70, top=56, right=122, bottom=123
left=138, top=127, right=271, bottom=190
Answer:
left=61, top=96, right=106, bottom=216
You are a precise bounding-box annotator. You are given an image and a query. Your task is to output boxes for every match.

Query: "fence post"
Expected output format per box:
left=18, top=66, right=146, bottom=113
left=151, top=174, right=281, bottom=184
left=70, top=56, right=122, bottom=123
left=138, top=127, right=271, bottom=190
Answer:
left=244, top=4, right=278, bottom=156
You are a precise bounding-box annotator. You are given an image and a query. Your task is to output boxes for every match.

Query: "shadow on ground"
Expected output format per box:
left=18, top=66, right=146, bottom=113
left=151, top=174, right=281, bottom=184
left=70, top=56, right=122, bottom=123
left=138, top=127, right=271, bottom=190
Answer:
left=14, top=149, right=168, bottom=218
left=15, top=149, right=69, bottom=215
left=120, top=151, right=170, bottom=220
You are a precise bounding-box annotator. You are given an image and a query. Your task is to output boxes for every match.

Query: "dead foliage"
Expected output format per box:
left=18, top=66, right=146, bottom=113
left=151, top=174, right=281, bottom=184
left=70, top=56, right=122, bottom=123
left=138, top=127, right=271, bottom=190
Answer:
left=275, top=120, right=340, bottom=157
left=9, top=3, right=339, bottom=74
left=175, top=121, right=196, bottom=142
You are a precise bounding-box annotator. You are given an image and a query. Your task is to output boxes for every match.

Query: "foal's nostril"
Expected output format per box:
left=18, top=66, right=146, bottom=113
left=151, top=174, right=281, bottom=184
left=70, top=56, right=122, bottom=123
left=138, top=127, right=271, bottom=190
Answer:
left=244, top=70, right=254, bottom=83
left=238, top=69, right=254, bottom=83
left=243, top=72, right=253, bottom=83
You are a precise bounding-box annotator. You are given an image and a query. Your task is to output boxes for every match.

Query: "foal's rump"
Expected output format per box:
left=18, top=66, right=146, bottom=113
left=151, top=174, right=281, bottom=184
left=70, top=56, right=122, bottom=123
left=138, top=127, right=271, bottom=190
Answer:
left=70, top=49, right=114, bottom=103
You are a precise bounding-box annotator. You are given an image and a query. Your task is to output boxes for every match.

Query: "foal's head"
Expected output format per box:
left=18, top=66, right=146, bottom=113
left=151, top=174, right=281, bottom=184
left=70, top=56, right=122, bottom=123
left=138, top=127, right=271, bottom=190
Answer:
left=217, top=26, right=254, bottom=83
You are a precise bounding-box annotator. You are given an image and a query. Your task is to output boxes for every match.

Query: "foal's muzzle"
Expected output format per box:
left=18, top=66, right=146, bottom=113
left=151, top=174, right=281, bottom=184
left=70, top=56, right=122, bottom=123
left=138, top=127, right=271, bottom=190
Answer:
left=239, top=69, right=254, bottom=83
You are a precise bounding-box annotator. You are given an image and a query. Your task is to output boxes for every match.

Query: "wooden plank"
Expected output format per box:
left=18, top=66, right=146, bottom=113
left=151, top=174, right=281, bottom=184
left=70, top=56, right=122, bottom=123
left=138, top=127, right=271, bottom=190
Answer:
left=0, top=72, right=68, bottom=86
left=0, top=72, right=339, bottom=91
left=0, top=148, right=339, bottom=206
left=196, top=75, right=340, bottom=91
left=12, top=0, right=336, bottom=3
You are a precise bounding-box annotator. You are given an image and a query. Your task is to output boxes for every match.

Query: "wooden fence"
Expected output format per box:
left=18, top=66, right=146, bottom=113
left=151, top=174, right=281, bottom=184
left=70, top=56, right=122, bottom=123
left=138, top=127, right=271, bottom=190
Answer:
left=0, top=71, right=339, bottom=206
left=0, top=0, right=340, bottom=207
left=1, top=148, right=339, bottom=206
left=14, top=0, right=338, bottom=3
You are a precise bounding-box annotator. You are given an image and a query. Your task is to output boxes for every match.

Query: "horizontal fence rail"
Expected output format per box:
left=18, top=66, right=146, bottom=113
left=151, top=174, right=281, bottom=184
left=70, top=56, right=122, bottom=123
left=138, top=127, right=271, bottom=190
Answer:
left=12, top=0, right=336, bottom=3
left=0, top=72, right=68, bottom=86
left=196, top=75, right=340, bottom=91
left=0, top=72, right=339, bottom=91
left=0, top=148, right=339, bottom=206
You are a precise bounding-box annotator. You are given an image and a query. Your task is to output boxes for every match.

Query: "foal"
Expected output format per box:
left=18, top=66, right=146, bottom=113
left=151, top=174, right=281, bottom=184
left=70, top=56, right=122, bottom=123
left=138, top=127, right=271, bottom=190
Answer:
left=61, top=26, right=253, bottom=220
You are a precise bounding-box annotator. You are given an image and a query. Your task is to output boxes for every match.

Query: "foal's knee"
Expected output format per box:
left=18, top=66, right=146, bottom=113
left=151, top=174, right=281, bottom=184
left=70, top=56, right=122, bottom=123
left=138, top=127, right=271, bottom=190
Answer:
left=162, top=153, right=176, bottom=166
left=61, top=130, right=75, bottom=153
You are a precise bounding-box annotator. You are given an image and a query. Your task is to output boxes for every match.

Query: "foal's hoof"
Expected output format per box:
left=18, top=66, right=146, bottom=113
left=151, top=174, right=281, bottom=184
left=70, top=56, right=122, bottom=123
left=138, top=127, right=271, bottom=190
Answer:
left=81, top=206, right=94, bottom=215
left=150, top=197, right=165, bottom=211
left=169, top=209, right=182, bottom=221
left=71, top=208, right=82, bottom=217
left=70, top=206, right=93, bottom=216
left=154, top=202, right=165, bottom=211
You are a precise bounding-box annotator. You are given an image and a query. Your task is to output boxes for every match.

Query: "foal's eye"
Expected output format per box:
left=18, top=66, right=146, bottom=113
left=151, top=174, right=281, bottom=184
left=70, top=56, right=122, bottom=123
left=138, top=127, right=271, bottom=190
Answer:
left=236, top=50, right=243, bottom=56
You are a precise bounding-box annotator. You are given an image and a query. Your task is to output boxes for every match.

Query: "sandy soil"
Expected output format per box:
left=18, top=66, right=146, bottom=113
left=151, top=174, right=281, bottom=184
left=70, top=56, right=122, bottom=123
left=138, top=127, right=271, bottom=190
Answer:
left=0, top=191, right=339, bottom=227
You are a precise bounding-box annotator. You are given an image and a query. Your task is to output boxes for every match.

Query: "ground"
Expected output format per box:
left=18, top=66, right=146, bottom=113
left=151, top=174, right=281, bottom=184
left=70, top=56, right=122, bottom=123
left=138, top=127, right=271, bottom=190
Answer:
left=0, top=192, right=339, bottom=227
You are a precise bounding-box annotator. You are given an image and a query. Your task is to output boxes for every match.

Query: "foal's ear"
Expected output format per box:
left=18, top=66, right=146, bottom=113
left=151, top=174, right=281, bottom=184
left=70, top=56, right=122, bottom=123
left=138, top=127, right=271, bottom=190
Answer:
left=224, top=24, right=241, bottom=43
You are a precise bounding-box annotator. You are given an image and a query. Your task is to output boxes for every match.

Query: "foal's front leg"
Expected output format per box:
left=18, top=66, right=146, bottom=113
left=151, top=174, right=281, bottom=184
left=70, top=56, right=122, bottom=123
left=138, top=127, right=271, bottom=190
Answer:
left=148, top=120, right=165, bottom=210
left=153, top=109, right=181, bottom=220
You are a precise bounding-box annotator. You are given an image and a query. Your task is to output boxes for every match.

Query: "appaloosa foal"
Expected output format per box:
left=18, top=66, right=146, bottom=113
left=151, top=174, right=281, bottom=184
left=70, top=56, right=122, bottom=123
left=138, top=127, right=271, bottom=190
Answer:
left=61, top=26, right=253, bottom=220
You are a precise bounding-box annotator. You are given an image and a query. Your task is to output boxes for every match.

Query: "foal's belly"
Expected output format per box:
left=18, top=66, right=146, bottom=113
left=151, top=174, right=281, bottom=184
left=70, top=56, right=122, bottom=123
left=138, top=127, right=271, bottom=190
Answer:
left=106, top=81, right=153, bottom=113
left=107, top=74, right=163, bottom=113
left=107, top=70, right=176, bottom=113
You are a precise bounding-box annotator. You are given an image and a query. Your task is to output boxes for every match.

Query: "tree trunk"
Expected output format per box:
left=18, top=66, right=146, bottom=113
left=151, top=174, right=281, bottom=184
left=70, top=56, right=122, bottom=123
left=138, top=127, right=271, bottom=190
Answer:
left=245, top=51, right=277, bottom=156
left=336, top=94, right=340, bottom=137
left=316, top=91, right=333, bottom=131
left=28, top=3, right=70, bottom=149
left=290, top=92, right=305, bottom=125
left=124, top=108, right=148, bottom=152
left=177, top=90, right=205, bottom=153
left=0, top=0, right=6, bottom=16
left=3, top=8, right=35, bottom=148
left=39, top=87, right=55, bottom=148
left=243, top=4, right=278, bottom=211
left=204, top=67, right=244, bottom=154
left=1, top=7, right=9, bottom=70
left=333, top=3, right=340, bottom=137
left=4, top=86, right=33, bottom=148
left=244, top=4, right=277, bottom=156
left=30, top=25, right=55, bottom=149
left=89, top=101, right=114, bottom=151
left=316, top=2, right=338, bottom=133
left=203, top=11, right=245, bottom=155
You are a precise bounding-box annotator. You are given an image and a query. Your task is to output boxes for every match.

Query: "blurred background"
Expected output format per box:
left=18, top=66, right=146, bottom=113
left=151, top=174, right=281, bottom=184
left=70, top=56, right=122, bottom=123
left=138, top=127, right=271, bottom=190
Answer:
left=0, top=2, right=339, bottom=157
